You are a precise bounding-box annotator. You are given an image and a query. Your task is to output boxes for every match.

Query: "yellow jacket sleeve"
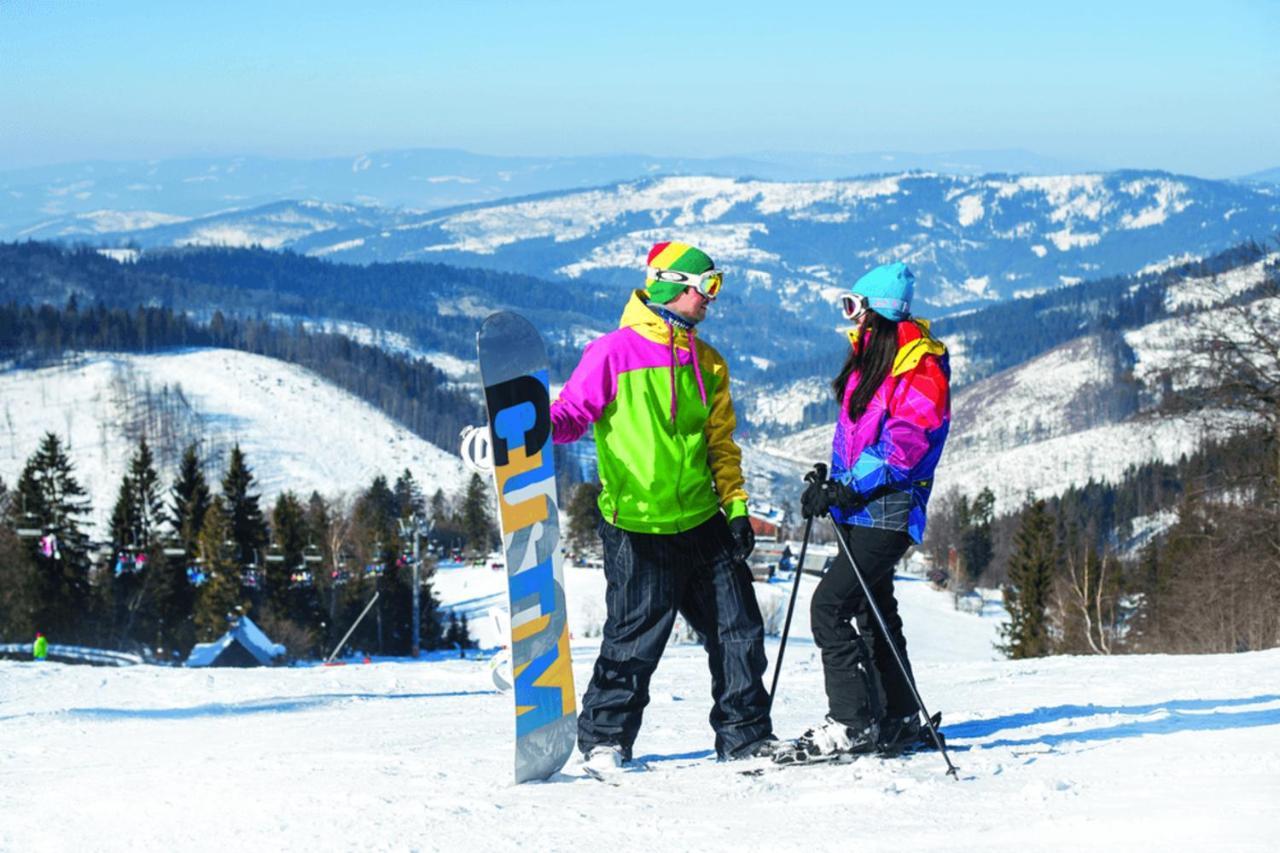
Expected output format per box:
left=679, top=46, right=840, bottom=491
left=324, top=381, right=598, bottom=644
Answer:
left=703, top=349, right=749, bottom=519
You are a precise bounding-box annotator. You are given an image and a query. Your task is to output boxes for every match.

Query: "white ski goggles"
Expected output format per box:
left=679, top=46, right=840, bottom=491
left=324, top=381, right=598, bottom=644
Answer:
left=646, top=265, right=724, bottom=299
left=840, top=293, right=870, bottom=321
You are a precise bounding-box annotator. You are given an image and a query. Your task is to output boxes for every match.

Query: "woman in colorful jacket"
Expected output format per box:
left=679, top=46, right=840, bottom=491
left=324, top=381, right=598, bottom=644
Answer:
left=789, top=261, right=951, bottom=761
left=551, top=240, right=775, bottom=772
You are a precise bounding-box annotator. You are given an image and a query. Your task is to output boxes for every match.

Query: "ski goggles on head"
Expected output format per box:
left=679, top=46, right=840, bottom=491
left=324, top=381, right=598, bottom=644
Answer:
left=647, top=265, right=724, bottom=299
left=840, top=293, right=870, bottom=321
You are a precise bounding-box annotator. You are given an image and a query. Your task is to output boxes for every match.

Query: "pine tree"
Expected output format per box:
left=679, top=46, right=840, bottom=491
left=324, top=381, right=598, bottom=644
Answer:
left=959, top=487, right=996, bottom=587
left=351, top=475, right=397, bottom=565
left=564, top=481, right=603, bottom=556
left=108, top=437, right=166, bottom=552
left=351, top=476, right=407, bottom=655
left=192, top=500, right=243, bottom=642
left=304, top=490, right=347, bottom=648
left=150, top=443, right=209, bottom=658
left=418, top=571, right=446, bottom=652
left=393, top=469, right=425, bottom=520
left=17, top=433, right=92, bottom=643
left=1130, top=540, right=1167, bottom=650
left=220, top=444, right=268, bottom=569
left=457, top=612, right=474, bottom=650
left=0, top=476, right=37, bottom=641
left=429, top=488, right=448, bottom=529
left=268, top=491, right=307, bottom=620
left=108, top=474, right=137, bottom=551
left=169, top=443, right=211, bottom=555
left=104, top=437, right=168, bottom=648
left=304, top=491, right=331, bottom=550
left=999, top=499, right=1057, bottom=659
left=428, top=487, right=460, bottom=557
left=459, top=473, right=495, bottom=558
left=128, top=437, right=165, bottom=549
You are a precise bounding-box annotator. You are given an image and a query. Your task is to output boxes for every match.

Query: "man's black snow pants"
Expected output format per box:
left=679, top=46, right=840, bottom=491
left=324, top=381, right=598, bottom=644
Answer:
left=809, top=524, right=917, bottom=729
left=577, top=513, right=773, bottom=760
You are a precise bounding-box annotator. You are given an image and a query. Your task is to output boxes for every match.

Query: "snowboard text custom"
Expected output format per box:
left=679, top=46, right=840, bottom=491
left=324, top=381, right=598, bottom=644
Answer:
left=475, top=311, right=576, bottom=783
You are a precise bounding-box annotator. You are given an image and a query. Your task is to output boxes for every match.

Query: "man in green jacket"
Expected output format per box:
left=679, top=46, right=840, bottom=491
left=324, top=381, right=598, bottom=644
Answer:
left=33, top=632, right=48, bottom=661
left=551, top=240, right=775, bottom=771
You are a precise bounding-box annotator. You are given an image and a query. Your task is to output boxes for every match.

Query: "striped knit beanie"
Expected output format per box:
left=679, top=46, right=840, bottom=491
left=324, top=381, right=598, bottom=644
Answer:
left=645, top=241, right=714, bottom=303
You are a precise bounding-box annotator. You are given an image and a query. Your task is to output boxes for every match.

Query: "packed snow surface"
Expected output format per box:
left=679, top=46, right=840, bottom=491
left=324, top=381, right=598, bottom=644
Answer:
left=2, top=562, right=1277, bottom=851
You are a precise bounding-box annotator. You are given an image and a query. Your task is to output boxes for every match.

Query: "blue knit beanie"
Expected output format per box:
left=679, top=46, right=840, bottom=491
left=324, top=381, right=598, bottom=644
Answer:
left=850, top=262, right=914, bottom=321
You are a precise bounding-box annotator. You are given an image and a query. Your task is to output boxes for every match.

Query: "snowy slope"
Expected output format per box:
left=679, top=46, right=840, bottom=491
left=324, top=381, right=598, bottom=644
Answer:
left=0, top=349, right=467, bottom=532
left=761, top=386, right=1210, bottom=516
left=265, top=314, right=478, bottom=385
left=760, top=250, right=1274, bottom=512
left=770, top=407, right=1238, bottom=517
left=2, top=561, right=1277, bottom=851
left=743, top=375, right=831, bottom=432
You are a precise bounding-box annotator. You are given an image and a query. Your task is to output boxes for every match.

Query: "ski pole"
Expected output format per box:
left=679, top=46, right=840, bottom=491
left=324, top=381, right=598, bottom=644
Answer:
left=768, top=462, right=827, bottom=711
left=826, top=517, right=959, bottom=780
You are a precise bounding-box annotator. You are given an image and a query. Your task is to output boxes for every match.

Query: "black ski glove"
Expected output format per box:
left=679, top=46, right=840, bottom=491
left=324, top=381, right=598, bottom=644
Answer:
left=800, top=478, right=862, bottom=519
left=729, top=515, right=755, bottom=563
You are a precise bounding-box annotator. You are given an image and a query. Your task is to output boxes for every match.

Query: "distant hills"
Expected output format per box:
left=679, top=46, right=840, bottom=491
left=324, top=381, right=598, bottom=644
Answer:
left=2, top=238, right=1274, bottom=516
left=1243, top=166, right=1280, bottom=185
left=29, top=169, right=1278, bottom=317
left=0, top=147, right=1108, bottom=239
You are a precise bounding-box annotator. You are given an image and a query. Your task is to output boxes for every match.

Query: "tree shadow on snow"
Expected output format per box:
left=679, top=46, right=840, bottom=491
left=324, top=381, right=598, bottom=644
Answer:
left=944, top=694, right=1280, bottom=751
left=9, top=690, right=499, bottom=722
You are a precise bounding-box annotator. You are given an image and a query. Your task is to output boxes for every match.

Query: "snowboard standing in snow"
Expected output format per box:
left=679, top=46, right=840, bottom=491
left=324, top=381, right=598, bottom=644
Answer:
left=474, top=311, right=576, bottom=784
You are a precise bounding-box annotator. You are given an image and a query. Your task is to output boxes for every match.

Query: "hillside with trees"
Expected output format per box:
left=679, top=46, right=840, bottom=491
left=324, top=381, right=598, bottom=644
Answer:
left=0, top=433, right=494, bottom=661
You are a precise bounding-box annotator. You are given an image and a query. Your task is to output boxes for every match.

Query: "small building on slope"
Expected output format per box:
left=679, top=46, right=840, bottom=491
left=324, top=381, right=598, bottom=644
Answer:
left=186, top=614, right=286, bottom=668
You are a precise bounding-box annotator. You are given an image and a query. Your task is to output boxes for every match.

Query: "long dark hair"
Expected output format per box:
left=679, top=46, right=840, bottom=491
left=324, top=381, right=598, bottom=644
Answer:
left=831, top=311, right=899, bottom=423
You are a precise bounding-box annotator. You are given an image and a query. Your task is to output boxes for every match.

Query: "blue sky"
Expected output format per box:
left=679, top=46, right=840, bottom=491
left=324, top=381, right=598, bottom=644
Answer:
left=1, top=0, right=1276, bottom=176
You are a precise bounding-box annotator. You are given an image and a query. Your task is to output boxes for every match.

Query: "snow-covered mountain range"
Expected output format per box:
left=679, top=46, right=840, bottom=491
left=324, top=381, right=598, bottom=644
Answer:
left=3, top=154, right=1276, bottom=528
left=1, top=240, right=1272, bottom=523
left=0, top=147, right=1111, bottom=240
left=52, top=170, right=1279, bottom=315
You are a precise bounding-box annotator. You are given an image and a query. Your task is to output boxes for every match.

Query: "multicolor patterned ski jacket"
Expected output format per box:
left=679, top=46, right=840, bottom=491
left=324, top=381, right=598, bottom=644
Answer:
left=550, top=290, right=749, bottom=534
left=831, top=318, right=950, bottom=543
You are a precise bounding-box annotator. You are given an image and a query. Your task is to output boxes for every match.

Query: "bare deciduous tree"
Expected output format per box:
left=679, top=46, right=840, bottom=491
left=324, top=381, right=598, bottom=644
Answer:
left=1157, top=248, right=1280, bottom=504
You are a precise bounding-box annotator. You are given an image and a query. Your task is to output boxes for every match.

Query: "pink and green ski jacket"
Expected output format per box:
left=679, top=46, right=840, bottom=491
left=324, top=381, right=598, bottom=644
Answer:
left=551, top=290, right=749, bottom=534
left=831, top=318, right=950, bottom=543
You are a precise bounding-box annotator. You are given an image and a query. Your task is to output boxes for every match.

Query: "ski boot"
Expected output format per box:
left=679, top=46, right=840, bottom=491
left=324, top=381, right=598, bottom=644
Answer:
left=877, top=712, right=944, bottom=755
left=772, top=716, right=879, bottom=766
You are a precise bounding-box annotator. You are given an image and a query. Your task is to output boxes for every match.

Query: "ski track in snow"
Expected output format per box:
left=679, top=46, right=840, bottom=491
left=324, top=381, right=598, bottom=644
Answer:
left=2, top=565, right=1277, bottom=851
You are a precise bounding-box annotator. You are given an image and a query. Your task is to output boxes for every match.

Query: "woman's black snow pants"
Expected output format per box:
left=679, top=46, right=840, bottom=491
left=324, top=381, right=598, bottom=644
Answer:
left=809, top=524, right=916, bottom=729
